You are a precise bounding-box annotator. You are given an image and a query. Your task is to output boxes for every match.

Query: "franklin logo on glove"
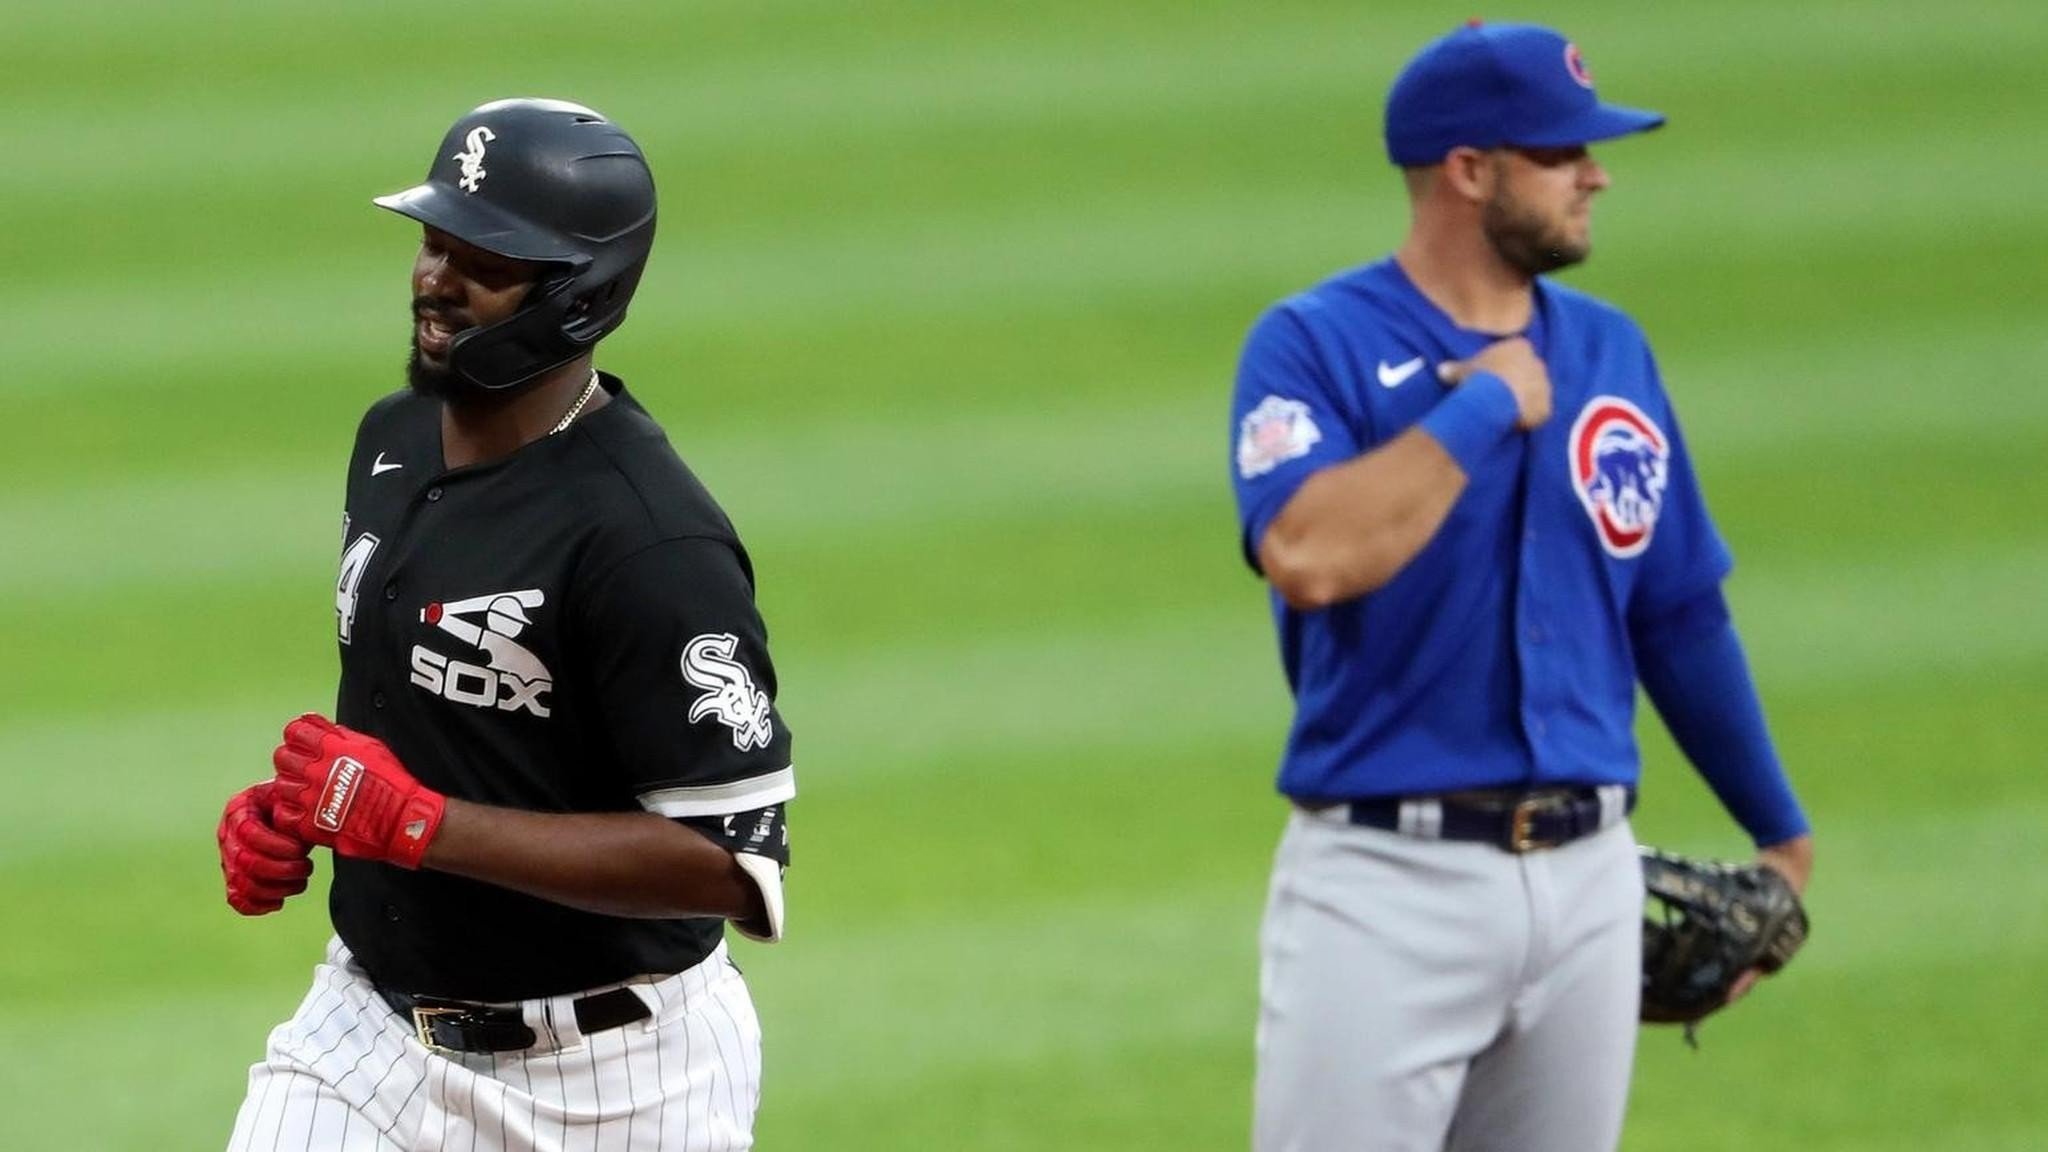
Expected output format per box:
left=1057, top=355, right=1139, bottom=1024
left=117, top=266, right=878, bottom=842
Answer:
left=316, top=756, right=366, bottom=833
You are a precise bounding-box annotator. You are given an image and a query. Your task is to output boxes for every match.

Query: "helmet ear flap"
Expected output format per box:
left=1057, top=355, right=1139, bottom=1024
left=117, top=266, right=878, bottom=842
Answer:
left=561, top=262, right=647, bottom=344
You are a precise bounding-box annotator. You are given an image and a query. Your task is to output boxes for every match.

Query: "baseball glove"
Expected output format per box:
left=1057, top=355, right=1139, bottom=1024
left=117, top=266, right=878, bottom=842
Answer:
left=1639, top=847, right=1809, bottom=1038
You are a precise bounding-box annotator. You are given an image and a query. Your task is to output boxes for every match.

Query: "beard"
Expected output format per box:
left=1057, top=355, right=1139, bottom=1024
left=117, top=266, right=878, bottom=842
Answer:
left=406, top=343, right=470, bottom=400
left=406, top=294, right=482, bottom=400
left=1481, top=183, right=1591, bottom=276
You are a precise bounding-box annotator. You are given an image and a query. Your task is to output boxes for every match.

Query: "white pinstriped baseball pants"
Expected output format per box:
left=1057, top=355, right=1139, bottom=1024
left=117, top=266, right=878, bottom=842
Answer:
left=226, top=937, right=762, bottom=1152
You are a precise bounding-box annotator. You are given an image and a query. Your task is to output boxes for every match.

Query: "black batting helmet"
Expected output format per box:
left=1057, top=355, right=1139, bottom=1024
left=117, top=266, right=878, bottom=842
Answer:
left=375, top=98, right=657, bottom=391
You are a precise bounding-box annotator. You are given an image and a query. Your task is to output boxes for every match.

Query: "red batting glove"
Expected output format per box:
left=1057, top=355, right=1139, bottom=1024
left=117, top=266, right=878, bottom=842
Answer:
left=217, top=780, right=314, bottom=916
left=270, top=714, right=446, bottom=870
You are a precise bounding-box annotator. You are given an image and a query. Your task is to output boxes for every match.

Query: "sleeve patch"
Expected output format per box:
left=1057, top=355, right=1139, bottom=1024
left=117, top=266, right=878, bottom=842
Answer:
left=681, top=632, right=775, bottom=751
left=1237, top=395, right=1323, bottom=479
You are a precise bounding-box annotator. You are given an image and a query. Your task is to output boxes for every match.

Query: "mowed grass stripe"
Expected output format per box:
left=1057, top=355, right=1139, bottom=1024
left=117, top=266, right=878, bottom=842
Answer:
left=16, top=38, right=2044, bottom=333
left=8, top=262, right=2043, bottom=496
left=0, top=397, right=1221, bottom=599
left=10, top=0, right=2041, bottom=201
left=3, top=263, right=2041, bottom=486
left=1, top=516, right=2042, bottom=728
left=4, top=799, right=2039, bottom=1149
left=11, top=220, right=2041, bottom=425
left=761, top=1030, right=1259, bottom=1152
left=10, top=763, right=2041, bottom=1002
left=12, top=118, right=2044, bottom=390
left=0, top=935, right=1259, bottom=1152
left=7, top=326, right=2046, bottom=602
left=0, top=613, right=1284, bottom=862
left=1629, top=955, right=2048, bottom=1151
left=2, top=486, right=2042, bottom=727
left=9, top=4, right=2039, bottom=284
left=0, top=5, right=1438, bottom=197
left=4, top=550, right=2041, bottom=863
left=11, top=803, right=2043, bottom=1019
left=762, top=801, right=2047, bottom=1151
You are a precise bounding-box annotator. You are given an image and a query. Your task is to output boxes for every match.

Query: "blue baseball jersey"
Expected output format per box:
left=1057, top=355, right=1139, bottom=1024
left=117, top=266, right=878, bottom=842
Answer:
left=1231, top=258, right=1732, bottom=803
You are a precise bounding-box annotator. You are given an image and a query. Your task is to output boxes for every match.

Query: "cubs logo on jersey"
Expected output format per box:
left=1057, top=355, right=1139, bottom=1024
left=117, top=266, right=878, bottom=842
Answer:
left=1568, top=396, right=1670, bottom=558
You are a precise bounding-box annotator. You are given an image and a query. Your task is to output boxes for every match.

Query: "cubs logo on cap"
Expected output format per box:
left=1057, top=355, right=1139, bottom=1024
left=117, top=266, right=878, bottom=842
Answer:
left=1568, top=396, right=1669, bottom=558
left=1383, top=23, right=1664, bottom=166
left=1564, top=43, right=1595, bottom=89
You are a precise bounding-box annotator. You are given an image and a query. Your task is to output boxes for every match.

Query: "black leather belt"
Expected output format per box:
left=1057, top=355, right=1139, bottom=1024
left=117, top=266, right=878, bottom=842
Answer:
left=1342, top=786, right=1633, bottom=853
left=375, top=984, right=651, bottom=1054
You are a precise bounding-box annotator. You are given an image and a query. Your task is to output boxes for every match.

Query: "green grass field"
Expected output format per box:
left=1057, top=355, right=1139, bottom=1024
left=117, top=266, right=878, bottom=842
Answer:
left=5, top=1, right=2046, bottom=1147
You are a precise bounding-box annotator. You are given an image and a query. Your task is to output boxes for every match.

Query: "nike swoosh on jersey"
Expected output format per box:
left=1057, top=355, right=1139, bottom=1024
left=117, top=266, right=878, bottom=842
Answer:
left=371, top=452, right=403, bottom=475
left=1377, top=356, right=1426, bottom=388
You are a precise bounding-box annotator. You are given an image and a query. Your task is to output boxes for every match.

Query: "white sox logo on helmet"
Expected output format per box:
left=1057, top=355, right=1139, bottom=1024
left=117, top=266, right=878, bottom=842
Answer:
left=1568, top=395, right=1670, bottom=558
left=453, top=126, right=497, bottom=193
left=682, top=633, right=774, bottom=751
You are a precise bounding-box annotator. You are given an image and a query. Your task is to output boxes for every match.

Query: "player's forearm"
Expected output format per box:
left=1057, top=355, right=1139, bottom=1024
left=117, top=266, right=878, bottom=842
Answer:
left=1258, top=426, right=1470, bottom=609
left=1633, top=592, right=1811, bottom=847
left=423, top=799, right=766, bottom=922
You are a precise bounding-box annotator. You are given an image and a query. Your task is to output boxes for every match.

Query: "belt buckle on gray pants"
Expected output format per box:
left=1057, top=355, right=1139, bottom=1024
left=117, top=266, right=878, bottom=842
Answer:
left=1506, top=794, right=1569, bottom=853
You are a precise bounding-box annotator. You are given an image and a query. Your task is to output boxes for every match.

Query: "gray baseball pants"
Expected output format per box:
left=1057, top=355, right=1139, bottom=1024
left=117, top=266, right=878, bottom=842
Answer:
left=1254, top=805, right=1641, bottom=1152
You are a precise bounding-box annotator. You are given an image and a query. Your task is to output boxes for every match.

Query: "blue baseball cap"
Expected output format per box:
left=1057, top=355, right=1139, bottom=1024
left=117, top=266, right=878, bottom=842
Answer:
left=1383, top=21, right=1664, bottom=167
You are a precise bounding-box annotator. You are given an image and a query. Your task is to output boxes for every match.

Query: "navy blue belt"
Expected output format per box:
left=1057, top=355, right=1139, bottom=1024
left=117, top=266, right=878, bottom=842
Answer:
left=1339, top=785, right=1634, bottom=853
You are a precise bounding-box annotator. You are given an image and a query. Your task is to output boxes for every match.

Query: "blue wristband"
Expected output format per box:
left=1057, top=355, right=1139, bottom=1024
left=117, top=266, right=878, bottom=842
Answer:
left=1418, top=372, right=1520, bottom=475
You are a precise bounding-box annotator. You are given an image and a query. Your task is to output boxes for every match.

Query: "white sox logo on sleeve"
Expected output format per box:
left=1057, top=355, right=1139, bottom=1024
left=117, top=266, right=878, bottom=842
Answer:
left=409, top=589, right=555, bottom=717
left=681, top=633, right=774, bottom=751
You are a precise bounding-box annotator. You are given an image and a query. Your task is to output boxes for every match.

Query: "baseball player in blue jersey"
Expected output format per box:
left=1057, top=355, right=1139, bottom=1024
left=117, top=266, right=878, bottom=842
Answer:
left=1230, top=22, right=1815, bottom=1152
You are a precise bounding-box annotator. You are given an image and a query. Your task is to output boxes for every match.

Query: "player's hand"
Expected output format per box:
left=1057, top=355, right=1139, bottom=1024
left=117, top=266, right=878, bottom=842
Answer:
left=270, top=714, right=447, bottom=870
left=1728, top=834, right=1815, bottom=1004
left=1437, top=337, right=1551, bottom=430
left=217, top=780, right=315, bottom=916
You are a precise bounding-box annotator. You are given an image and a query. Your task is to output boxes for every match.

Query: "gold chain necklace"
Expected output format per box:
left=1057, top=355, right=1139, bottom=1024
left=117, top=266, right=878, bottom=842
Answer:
left=551, top=370, right=601, bottom=435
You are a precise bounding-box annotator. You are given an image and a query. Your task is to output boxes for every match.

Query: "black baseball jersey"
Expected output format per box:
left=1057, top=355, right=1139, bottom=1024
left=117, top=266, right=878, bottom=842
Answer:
left=327, top=374, right=794, bottom=1001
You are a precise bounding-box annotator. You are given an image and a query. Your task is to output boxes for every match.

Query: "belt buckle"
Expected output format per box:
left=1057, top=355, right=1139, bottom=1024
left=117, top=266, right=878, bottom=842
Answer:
left=1507, top=795, right=1565, bottom=853
left=411, top=1005, right=468, bottom=1053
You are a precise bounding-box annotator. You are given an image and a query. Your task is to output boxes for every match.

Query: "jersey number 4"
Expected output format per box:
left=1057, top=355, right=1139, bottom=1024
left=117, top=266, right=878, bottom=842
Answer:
left=337, top=530, right=381, bottom=644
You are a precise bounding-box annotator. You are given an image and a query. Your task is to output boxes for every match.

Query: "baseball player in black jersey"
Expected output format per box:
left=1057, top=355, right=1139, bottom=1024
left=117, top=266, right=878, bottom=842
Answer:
left=215, top=98, right=795, bottom=1152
